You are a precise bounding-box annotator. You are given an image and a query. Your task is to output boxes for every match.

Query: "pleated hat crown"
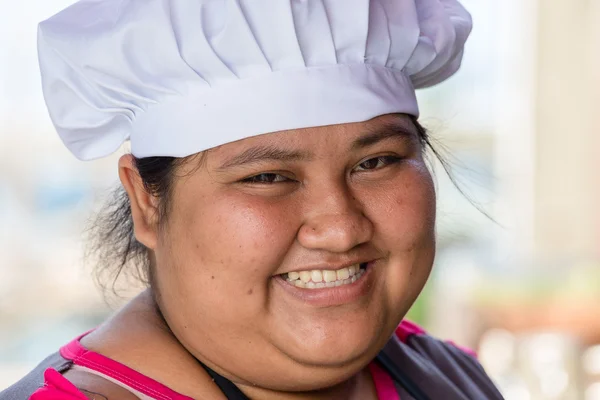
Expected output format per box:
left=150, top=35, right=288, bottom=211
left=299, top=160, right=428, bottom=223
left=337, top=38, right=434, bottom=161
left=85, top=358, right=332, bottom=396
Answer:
left=38, top=0, right=472, bottom=160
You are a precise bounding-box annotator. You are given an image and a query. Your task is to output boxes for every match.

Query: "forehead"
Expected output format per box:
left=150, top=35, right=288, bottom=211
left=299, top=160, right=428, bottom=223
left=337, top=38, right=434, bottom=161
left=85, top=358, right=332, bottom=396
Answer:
left=209, top=113, right=417, bottom=158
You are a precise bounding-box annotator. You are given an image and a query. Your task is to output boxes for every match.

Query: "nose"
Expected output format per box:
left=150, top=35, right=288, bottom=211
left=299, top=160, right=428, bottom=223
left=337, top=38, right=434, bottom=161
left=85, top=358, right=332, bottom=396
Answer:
left=297, top=185, right=374, bottom=253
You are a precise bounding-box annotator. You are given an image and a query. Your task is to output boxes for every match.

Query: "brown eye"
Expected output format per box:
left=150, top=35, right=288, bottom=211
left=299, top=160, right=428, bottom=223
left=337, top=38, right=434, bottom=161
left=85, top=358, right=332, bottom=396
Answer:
left=242, top=173, right=289, bottom=184
left=355, top=156, right=401, bottom=172
left=360, top=158, right=380, bottom=170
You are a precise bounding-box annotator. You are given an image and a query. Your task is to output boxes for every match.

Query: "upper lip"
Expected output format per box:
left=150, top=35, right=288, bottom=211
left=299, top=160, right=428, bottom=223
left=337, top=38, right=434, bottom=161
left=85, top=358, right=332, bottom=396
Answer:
left=278, top=259, right=376, bottom=275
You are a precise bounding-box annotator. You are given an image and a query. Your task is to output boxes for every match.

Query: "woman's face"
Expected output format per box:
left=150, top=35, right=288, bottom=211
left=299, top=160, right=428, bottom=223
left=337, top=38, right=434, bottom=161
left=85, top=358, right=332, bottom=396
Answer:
left=151, top=114, right=435, bottom=391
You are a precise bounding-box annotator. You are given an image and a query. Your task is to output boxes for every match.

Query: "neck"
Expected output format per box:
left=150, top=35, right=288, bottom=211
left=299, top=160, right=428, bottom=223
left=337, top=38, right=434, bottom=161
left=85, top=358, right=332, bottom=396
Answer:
left=146, top=288, right=378, bottom=400
left=236, top=368, right=377, bottom=400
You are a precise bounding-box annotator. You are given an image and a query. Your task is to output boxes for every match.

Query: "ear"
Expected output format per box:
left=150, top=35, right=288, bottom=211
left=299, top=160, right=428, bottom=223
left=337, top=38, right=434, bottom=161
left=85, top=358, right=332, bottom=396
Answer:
left=118, top=154, right=159, bottom=249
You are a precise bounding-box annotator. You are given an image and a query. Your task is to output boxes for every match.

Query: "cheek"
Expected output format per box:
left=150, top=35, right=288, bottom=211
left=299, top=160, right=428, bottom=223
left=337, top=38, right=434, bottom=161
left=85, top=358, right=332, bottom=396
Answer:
left=161, top=188, right=298, bottom=294
left=154, top=187, right=302, bottom=353
left=364, top=164, right=436, bottom=299
left=368, top=163, right=435, bottom=244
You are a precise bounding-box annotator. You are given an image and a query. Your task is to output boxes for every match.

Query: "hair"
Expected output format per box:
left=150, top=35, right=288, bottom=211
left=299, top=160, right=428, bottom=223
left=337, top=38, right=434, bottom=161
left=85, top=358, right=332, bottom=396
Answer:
left=86, top=117, right=454, bottom=294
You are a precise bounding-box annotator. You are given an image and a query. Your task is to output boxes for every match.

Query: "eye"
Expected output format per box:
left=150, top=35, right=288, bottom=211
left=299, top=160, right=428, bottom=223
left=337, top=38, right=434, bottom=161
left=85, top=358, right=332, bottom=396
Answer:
left=354, top=156, right=402, bottom=172
left=241, top=173, right=291, bottom=184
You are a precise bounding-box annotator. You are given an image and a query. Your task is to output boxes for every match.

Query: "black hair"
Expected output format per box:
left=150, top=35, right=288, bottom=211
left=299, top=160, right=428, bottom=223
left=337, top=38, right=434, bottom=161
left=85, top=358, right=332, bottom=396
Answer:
left=87, top=156, right=187, bottom=293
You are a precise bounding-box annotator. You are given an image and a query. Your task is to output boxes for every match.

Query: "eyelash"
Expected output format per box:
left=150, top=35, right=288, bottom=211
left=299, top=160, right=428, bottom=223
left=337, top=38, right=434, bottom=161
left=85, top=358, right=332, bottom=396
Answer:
left=354, top=155, right=403, bottom=172
left=240, top=156, right=403, bottom=184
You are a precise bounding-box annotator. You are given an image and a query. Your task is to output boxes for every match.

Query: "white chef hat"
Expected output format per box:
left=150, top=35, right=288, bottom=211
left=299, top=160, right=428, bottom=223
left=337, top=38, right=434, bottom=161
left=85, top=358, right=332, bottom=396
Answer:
left=38, top=0, right=472, bottom=161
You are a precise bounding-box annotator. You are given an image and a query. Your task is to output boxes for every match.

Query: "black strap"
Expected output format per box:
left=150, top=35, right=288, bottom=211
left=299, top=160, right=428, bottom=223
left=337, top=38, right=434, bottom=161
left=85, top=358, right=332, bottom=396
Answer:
left=154, top=299, right=251, bottom=399
left=199, top=353, right=428, bottom=400
left=199, top=361, right=250, bottom=400
left=375, top=351, right=430, bottom=400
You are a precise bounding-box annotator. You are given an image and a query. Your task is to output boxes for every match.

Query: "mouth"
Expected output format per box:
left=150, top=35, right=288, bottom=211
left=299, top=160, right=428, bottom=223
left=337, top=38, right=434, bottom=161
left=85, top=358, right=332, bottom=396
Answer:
left=274, top=261, right=376, bottom=307
left=281, top=262, right=369, bottom=289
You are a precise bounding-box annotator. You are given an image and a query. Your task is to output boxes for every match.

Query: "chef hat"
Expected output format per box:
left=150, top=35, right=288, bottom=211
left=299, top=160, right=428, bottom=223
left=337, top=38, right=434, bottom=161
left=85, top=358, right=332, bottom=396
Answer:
left=38, top=0, right=472, bottom=160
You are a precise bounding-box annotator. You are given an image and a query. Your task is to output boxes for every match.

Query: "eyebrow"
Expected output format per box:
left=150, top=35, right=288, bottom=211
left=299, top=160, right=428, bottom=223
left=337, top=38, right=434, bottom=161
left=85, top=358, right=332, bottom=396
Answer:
left=351, top=121, right=418, bottom=150
left=217, top=121, right=418, bottom=170
left=216, top=145, right=312, bottom=170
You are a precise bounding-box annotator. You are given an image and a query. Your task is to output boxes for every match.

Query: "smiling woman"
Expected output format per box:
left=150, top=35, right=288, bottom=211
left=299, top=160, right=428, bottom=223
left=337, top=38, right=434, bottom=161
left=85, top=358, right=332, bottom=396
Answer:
left=1, top=0, right=504, bottom=399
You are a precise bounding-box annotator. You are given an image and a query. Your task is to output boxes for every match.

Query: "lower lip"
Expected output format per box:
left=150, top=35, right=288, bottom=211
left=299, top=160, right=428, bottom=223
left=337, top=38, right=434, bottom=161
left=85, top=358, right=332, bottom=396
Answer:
left=273, top=262, right=377, bottom=307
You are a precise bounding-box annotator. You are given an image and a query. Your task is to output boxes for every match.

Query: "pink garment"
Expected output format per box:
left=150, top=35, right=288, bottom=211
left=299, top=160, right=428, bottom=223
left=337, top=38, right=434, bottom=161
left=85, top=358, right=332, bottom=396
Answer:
left=58, top=334, right=191, bottom=400
left=368, top=362, right=400, bottom=400
left=30, top=321, right=468, bottom=400
left=30, top=369, right=88, bottom=400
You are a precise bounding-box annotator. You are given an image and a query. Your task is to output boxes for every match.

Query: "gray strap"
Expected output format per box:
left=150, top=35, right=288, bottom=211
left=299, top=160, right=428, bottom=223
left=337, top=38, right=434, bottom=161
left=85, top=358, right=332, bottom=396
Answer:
left=380, top=334, right=505, bottom=400
left=0, top=352, right=72, bottom=400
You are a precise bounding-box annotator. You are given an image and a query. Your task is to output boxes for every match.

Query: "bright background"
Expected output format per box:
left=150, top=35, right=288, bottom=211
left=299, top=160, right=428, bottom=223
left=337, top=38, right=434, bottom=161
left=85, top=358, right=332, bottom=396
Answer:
left=1, top=1, right=599, bottom=399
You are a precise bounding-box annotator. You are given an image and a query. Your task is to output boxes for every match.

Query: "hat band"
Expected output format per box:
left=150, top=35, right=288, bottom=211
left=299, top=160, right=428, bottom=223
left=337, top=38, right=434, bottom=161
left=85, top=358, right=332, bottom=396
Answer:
left=131, top=64, right=418, bottom=158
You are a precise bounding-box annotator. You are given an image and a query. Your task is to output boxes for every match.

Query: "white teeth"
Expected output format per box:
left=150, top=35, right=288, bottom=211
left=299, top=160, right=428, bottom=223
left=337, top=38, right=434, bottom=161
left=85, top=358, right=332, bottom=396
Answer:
left=311, top=270, right=323, bottom=283
left=288, top=271, right=300, bottom=280
left=336, top=268, right=350, bottom=281
left=284, top=263, right=367, bottom=290
left=323, top=270, right=337, bottom=282
left=300, top=271, right=311, bottom=283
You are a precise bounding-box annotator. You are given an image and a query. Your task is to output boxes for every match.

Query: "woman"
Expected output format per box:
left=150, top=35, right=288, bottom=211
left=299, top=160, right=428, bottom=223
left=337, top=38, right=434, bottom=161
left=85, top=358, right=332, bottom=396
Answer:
left=2, top=0, right=504, bottom=399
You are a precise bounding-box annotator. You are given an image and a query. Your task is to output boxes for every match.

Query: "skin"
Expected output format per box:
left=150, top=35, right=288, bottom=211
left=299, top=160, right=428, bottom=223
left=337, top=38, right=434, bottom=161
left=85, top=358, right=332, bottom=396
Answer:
left=73, top=113, right=436, bottom=399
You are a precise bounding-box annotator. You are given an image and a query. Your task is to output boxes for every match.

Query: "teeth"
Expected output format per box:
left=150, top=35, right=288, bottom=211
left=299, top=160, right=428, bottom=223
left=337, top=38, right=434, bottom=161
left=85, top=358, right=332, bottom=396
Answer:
left=311, top=270, right=323, bottom=283
left=284, top=264, right=366, bottom=290
left=336, top=268, right=350, bottom=281
left=288, top=271, right=300, bottom=280
left=300, top=271, right=311, bottom=283
left=323, top=270, right=337, bottom=282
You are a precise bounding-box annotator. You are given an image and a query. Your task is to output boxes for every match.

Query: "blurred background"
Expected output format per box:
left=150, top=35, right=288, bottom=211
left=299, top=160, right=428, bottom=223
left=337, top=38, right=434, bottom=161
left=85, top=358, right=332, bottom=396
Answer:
left=1, top=0, right=599, bottom=398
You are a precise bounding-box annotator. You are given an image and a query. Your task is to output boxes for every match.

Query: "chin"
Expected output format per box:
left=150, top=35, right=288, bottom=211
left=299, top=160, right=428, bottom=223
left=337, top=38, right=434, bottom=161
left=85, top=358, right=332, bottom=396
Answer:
left=279, top=313, right=389, bottom=369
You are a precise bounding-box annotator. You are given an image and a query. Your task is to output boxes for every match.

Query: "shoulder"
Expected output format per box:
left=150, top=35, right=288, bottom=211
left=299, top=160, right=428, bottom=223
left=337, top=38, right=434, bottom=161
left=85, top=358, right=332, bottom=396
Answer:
left=386, top=320, right=504, bottom=398
left=395, top=319, right=479, bottom=358
left=393, top=320, right=486, bottom=374
left=30, top=368, right=139, bottom=400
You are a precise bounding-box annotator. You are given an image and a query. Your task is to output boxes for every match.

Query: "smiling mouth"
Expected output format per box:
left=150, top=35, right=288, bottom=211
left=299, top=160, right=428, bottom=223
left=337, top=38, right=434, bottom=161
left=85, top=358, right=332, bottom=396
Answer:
left=281, top=263, right=369, bottom=289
